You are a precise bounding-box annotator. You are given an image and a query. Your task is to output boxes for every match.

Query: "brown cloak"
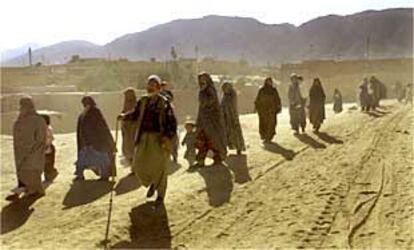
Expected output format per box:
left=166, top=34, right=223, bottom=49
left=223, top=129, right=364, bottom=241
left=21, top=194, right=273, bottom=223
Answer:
left=13, top=99, right=47, bottom=194
left=221, top=83, right=246, bottom=151
left=197, top=82, right=227, bottom=160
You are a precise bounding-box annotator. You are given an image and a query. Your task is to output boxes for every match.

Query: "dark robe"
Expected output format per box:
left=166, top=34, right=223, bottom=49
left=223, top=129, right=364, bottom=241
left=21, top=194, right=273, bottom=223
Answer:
left=123, top=94, right=177, bottom=144
left=221, top=86, right=246, bottom=151
left=359, top=81, right=371, bottom=111
left=76, top=107, right=116, bottom=176
left=196, top=84, right=227, bottom=161
left=309, top=83, right=326, bottom=127
left=333, top=91, right=343, bottom=113
left=369, top=77, right=387, bottom=108
left=254, top=84, right=282, bottom=141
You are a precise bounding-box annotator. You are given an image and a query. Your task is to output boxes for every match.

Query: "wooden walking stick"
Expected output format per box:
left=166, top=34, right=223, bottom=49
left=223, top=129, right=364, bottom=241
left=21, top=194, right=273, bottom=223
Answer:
left=100, top=119, right=119, bottom=249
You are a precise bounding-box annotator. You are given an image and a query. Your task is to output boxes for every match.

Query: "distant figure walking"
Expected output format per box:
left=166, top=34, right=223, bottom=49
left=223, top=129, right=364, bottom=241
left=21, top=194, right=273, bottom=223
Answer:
left=405, top=83, right=413, bottom=105
left=394, top=81, right=405, bottom=102
left=288, top=74, right=307, bottom=134
left=195, top=72, right=227, bottom=168
left=119, top=75, right=177, bottom=204
left=369, top=76, right=387, bottom=109
left=75, top=96, right=116, bottom=181
left=308, top=78, right=326, bottom=132
left=182, top=118, right=197, bottom=168
left=221, top=82, right=246, bottom=154
left=6, top=96, right=47, bottom=201
left=333, top=88, right=343, bottom=113
left=359, top=78, right=370, bottom=112
left=254, top=77, right=282, bottom=143
left=121, top=88, right=138, bottom=165
left=41, top=114, right=58, bottom=182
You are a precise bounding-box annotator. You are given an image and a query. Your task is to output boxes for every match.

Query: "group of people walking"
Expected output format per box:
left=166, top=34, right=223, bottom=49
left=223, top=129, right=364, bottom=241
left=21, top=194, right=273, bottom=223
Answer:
left=7, top=71, right=348, bottom=204
left=358, top=76, right=387, bottom=112
left=255, top=73, right=333, bottom=140
left=394, top=81, right=413, bottom=105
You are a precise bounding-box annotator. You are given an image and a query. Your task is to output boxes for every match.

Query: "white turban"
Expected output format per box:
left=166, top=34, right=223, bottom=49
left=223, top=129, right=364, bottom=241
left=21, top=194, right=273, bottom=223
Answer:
left=147, top=75, right=161, bottom=85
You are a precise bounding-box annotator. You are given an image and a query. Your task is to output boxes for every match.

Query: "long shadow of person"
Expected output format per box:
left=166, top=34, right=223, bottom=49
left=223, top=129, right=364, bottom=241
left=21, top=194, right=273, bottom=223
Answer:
left=226, top=154, right=252, bottom=184
left=115, top=174, right=141, bottom=196
left=111, top=202, right=171, bottom=249
left=1, top=195, right=42, bottom=234
left=166, top=161, right=182, bottom=175
left=314, top=132, right=344, bottom=144
left=367, top=111, right=386, bottom=118
left=263, top=142, right=296, bottom=160
left=62, top=180, right=114, bottom=209
left=375, top=109, right=390, bottom=115
left=198, top=163, right=233, bottom=207
left=294, top=134, right=326, bottom=149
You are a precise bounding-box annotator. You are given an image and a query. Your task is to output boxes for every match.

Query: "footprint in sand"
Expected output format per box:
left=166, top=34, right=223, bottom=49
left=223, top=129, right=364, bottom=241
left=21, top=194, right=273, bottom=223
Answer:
left=288, top=221, right=296, bottom=227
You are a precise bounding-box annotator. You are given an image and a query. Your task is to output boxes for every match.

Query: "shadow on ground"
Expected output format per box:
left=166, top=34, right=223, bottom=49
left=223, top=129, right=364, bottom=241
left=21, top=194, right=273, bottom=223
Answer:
left=111, top=202, right=171, bottom=249
left=315, top=132, right=344, bottom=144
left=226, top=154, right=252, bottom=184
left=115, top=174, right=141, bottom=196
left=1, top=195, right=42, bottom=234
left=198, top=163, right=233, bottom=207
left=62, top=180, right=114, bottom=209
left=263, top=142, right=296, bottom=160
left=167, top=161, right=182, bottom=175
left=294, top=134, right=326, bottom=149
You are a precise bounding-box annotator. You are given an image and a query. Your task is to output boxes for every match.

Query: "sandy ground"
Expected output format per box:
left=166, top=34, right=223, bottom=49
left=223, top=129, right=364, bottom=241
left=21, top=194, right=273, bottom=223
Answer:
left=1, top=100, right=413, bottom=249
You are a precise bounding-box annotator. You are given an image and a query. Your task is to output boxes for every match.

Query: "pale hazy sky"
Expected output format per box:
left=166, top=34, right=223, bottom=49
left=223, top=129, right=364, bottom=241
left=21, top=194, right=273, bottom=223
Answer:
left=1, top=0, right=413, bottom=51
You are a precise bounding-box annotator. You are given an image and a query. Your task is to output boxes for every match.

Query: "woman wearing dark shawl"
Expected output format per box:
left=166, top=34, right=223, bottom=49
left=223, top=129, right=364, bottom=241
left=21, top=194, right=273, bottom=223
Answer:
left=195, top=72, right=227, bottom=167
left=254, top=77, right=282, bottom=143
left=333, top=88, right=343, bottom=113
left=121, top=88, right=138, bottom=164
left=6, top=96, right=47, bottom=201
left=74, top=96, right=116, bottom=181
left=308, top=78, right=326, bottom=132
left=221, top=82, right=245, bottom=154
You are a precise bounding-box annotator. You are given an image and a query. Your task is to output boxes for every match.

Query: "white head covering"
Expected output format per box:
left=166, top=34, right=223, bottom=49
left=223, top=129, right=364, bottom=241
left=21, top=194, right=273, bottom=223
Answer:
left=147, top=75, right=161, bottom=85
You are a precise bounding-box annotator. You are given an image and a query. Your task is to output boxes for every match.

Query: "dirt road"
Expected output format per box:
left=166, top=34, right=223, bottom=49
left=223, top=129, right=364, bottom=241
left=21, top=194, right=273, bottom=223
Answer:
left=1, top=101, right=412, bottom=249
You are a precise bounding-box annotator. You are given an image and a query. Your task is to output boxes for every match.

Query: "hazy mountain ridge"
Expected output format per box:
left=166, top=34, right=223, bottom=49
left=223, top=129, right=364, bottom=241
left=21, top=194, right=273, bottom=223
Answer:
left=4, top=8, right=412, bottom=66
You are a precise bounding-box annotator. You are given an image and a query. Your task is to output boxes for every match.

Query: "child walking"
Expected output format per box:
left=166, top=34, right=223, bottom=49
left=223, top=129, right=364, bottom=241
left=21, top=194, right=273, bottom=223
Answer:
left=181, top=118, right=197, bottom=170
left=41, top=114, right=58, bottom=182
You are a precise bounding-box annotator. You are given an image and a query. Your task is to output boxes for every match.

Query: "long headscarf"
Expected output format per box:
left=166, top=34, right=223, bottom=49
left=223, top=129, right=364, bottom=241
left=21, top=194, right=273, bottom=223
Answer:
left=122, top=88, right=137, bottom=113
left=19, top=96, right=36, bottom=117
left=310, top=78, right=326, bottom=101
left=81, top=95, right=96, bottom=107
left=198, top=72, right=214, bottom=90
